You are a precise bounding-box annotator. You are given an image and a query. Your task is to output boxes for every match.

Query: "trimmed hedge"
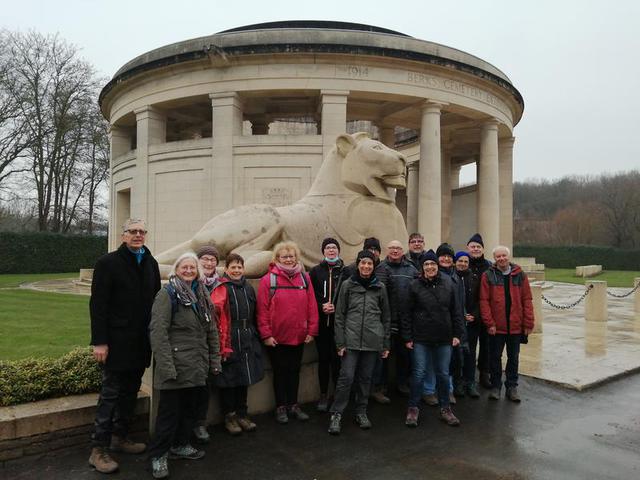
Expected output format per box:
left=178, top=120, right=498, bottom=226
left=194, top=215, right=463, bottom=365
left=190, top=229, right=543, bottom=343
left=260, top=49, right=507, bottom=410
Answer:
left=0, top=232, right=107, bottom=274
left=514, top=245, right=640, bottom=271
left=0, top=347, right=101, bottom=406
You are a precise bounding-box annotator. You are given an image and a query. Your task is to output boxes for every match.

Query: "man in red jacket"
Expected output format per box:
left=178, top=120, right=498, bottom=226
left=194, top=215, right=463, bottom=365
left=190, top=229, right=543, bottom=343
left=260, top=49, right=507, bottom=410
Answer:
left=479, top=246, right=534, bottom=402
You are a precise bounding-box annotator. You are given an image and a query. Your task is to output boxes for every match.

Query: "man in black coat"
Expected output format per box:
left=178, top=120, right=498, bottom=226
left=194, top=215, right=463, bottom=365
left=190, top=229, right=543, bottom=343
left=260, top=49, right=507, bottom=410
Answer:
left=88, top=219, right=161, bottom=474
left=466, top=233, right=493, bottom=388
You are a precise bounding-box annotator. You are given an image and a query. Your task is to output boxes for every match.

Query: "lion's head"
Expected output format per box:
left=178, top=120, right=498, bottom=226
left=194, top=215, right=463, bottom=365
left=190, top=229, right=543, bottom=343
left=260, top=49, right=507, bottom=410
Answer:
left=337, top=133, right=407, bottom=202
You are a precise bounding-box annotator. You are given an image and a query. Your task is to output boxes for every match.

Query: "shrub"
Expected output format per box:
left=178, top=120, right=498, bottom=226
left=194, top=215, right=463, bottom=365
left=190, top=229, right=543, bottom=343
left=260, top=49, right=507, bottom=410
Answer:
left=0, top=232, right=107, bottom=274
left=0, top=347, right=101, bottom=406
left=514, top=245, right=640, bottom=270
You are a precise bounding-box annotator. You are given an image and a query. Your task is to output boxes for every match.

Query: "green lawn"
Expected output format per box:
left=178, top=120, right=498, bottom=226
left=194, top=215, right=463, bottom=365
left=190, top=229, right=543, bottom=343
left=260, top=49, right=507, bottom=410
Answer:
left=0, top=273, right=89, bottom=361
left=0, top=272, right=76, bottom=288
left=545, top=268, right=640, bottom=288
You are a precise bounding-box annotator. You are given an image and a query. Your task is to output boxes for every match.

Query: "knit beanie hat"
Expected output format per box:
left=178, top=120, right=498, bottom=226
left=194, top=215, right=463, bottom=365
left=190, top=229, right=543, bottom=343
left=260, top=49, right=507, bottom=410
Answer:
left=436, top=242, right=455, bottom=258
left=196, top=245, right=220, bottom=261
left=467, top=233, right=484, bottom=247
left=356, top=249, right=376, bottom=264
left=363, top=237, right=381, bottom=252
left=455, top=251, right=470, bottom=261
left=321, top=237, right=341, bottom=253
left=419, top=249, right=438, bottom=265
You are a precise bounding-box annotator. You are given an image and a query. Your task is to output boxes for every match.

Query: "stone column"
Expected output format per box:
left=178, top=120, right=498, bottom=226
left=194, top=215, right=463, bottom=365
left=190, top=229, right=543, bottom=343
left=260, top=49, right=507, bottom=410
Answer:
left=133, top=106, right=166, bottom=241
left=379, top=124, right=397, bottom=201
left=585, top=280, right=608, bottom=322
left=450, top=164, right=461, bottom=190
left=441, top=147, right=452, bottom=241
left=406, top=161, right=419, bottom=234
left=418, top=101, right=444, bottom=247
left=320, top=90, right=349, bottom=158
left=108, top=126, right=133, bottom=249
left=634, top=278, right=640, bottom=314
left=210, top=92, right=243, bottom=216
left=477, top=120, right=500, bottom=252
left=499, top=137, right=515, bottom=252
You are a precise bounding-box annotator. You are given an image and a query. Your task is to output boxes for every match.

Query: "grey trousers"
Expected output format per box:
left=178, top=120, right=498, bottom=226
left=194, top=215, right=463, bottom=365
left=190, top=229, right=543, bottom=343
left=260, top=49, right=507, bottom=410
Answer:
left=330, top=350, right=378, bottom=415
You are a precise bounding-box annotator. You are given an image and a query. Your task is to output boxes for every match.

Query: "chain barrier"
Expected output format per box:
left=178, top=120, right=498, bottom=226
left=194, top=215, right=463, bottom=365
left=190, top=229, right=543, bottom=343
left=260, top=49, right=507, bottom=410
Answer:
left=606, top=282, right=640, bottom=298
left=541, top=284, right=593, bottom=310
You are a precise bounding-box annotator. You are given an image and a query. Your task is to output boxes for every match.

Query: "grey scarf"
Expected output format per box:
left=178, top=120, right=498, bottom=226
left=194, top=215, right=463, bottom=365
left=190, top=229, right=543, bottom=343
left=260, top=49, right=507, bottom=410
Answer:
left=168, top=275, right=213, bottom=324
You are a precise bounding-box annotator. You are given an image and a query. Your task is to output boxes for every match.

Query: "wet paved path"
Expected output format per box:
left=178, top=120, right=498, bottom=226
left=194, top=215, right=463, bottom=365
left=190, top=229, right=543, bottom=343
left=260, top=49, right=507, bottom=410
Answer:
left=3, top=374, right=639, bottom=480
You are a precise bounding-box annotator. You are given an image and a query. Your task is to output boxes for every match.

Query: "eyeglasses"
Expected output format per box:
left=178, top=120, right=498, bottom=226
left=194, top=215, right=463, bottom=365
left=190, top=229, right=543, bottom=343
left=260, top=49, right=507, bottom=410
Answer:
left=388, top=247, right=403, bottom=251
left=125, top=229, right=147, bottom=235
left=279, top=255, right=295, bottom=260
left=409, top=239, right=424, bottom=244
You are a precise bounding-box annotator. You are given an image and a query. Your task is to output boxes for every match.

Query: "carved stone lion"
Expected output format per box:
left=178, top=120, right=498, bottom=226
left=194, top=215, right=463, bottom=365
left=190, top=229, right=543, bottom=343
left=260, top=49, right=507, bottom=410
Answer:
left=155, top=132, right=408, bottom=277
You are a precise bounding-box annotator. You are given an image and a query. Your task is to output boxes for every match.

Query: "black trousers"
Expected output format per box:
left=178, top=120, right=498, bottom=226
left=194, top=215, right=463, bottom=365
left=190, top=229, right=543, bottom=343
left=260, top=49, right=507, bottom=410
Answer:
left=91, top=367, right=144, bottom=447
left=147, top=386, right=205, bottom=459
left=330, top=350, right=377, bottom=415
left=194, top=379, right=210, bottom=427
left=219, top=386, right=249, bottom=416
left=315, top=327, right=340, bottom=395
left=477, top=326, right=490, bottom=374
left=267, top=344, right=304, bottom=407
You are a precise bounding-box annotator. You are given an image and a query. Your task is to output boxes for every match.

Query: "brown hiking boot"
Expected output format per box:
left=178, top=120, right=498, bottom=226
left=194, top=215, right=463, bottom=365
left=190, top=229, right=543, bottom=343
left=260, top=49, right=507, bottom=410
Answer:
left=110, top=435, right=146, bottom=454
left=371, top=389, right=391, bottom=405
left=225, top=413, right=243, bottom=435
left=89, top=446, right=119, bottom=473
left=506, top=387, right=521, bottom=403
left=405, top=407, right=419, bottom=427
left=236, top=416, right=257, bottom=432
left=439, top=407, right=460, bottom=426
left=422, top=393, right=438, bottom=406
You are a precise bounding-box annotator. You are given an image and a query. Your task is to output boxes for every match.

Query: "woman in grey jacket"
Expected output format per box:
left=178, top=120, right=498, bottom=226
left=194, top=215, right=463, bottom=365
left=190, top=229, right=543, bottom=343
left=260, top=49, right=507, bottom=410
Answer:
left=147, top=253, right=221, bottom=479
left=328, top=250, right=391, bottom=435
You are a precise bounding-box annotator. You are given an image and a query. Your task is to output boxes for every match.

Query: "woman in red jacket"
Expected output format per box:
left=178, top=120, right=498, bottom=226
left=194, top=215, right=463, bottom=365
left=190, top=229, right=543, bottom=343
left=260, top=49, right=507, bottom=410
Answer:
left=257, top=241, right=319, bottom=424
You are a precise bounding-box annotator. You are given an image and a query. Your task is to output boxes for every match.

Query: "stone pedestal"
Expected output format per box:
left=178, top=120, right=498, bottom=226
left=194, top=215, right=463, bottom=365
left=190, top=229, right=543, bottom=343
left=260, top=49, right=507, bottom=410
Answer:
left=530, top=283, right=543, bottom=333
left=585, top=280, right=607, bottom=322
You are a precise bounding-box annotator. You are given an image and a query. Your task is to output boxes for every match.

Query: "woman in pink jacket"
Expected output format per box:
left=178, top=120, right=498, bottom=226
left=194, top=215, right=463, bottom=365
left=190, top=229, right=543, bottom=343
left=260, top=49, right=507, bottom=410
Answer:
left=257, top=241, right=319, bottom=424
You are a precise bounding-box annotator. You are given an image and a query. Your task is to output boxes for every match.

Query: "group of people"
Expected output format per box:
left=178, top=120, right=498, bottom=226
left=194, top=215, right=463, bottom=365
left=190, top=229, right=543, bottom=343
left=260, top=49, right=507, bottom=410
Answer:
left=88, top=218, right=534, bottom=478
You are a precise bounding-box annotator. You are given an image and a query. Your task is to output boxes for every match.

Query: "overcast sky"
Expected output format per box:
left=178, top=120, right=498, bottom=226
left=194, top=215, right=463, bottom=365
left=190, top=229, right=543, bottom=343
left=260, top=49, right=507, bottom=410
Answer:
left=3, top=0, right=639, bottom=182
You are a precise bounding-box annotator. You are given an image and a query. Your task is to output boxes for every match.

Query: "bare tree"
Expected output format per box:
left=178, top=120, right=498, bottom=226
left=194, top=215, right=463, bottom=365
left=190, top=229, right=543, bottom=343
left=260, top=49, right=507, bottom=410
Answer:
left=598, top=172, right=640, bottom=248
left=3, top=31, right=101, bottom=231
left=0, top=31, right=31, bottom=187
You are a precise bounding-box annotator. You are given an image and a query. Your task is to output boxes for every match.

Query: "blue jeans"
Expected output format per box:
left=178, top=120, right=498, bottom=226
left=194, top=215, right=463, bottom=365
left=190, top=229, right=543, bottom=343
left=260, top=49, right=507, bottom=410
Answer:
left=409, top=343, right=452, bottom=408
left=489, top=334, right=521, bottom=389
left=422, top=358, right=453, bottom=395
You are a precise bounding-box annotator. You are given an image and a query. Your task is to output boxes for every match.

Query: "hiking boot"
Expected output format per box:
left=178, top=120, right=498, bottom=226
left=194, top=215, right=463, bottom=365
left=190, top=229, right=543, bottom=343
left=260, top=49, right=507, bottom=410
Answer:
left=192, top=425, right=210, bottom=444
left=88, top=446, right=119, bottom=474
left=275, top=406, right=289, bottom=424
left=453, top=383, right=466, bottom=398
left=236, top=416, right=257, bottom=432
left=371, top=389, right=391, bottom=405
left=110, top=435, right=146, bottom=454
left=466, top=383, right=481, bottom=399
left=489, top=388, right=501, bottom=400
left=422, top=393, right=438, bottom=406
left=224, top=413, right=243, bottom=435
left=396, top=383, right=410, bottom=396
left=448, top=392, right=457, bottom=405
left=150, top=452, right=169, bottom=479
left=506, top=387, right=521, bottom=403
left=328, top=412, right=342, bottom=435
left=169, top=444, right=205, bottom=460
left=405, top=407, right=419, bottom=428
left=439, top=407, right=460, bottom=426
left=316, top=394, right=329, bottom=412
left=354, top=413, right=372, bottom=429
left=289, top=404, right=310, bottom=421
left=480, top=372, right=492, bottom=389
